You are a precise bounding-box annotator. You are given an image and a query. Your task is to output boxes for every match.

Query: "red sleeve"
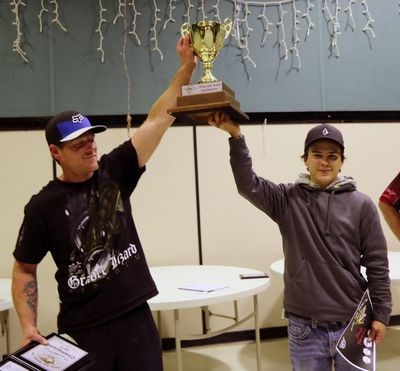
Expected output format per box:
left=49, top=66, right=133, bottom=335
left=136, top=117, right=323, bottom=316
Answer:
left=380, top=172, right=400, bottom=211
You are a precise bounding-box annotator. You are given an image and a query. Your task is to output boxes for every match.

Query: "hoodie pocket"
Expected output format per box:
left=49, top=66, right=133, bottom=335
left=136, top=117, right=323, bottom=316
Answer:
left=285, top=259, right=364, bottom=316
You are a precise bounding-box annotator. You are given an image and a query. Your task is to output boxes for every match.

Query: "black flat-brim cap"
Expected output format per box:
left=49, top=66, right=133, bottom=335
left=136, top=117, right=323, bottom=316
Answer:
left=304, top=124, right=344, bottom=151
left=46, top=111, right=107, bottom=145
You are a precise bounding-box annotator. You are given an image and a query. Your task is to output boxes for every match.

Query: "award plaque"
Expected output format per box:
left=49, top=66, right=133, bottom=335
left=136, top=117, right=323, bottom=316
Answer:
left=0, top=333, right=94, bottom=371
left=168, top=18, right=249, bottom=124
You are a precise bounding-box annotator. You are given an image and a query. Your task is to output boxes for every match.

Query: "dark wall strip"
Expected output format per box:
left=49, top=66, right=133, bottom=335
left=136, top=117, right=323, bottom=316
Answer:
left=1, top=111, right=400, bottom=131
left=161, top=326, right=288, bottom=351
left=161, top=314, right=400, bottom=351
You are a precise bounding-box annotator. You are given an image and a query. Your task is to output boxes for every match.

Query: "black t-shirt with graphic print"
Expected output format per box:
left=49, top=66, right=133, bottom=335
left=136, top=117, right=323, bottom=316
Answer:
left=14, top=140, right=158, bottom=333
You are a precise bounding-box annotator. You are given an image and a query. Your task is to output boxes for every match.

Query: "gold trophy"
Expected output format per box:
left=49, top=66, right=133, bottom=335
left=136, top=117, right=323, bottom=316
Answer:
left=168, top=18, right=249, bottom=124
left=183, top=18, right=232, bottom=84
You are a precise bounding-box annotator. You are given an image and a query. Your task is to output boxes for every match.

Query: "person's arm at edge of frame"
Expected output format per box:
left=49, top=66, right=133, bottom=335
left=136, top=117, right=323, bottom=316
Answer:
left=378, top=200, right=400, bottom=242
left=131, top=36, right=196, bottom=168
left=367, top=202, right=391, bottom=345
left=12, top=260, right=48, bottom=347
left=208, top=111, right=241, bottom=138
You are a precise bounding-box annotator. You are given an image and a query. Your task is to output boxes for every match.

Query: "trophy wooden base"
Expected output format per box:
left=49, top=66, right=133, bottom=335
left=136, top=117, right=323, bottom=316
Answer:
left=168, top=83, right=249, bottom=124
left=168, top=101, right=249, bottom=125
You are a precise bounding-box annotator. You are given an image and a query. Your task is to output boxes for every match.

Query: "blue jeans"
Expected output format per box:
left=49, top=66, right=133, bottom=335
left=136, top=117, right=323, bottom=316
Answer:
left=287, top=314, right=358, bottom=371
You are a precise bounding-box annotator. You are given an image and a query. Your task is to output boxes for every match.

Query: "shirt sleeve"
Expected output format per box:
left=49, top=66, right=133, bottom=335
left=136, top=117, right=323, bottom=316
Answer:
left=379, top=172, right=400, bottom=211
left=99, top=140, right=145, bottom=197
left=13, top=201, right=49, bottom=264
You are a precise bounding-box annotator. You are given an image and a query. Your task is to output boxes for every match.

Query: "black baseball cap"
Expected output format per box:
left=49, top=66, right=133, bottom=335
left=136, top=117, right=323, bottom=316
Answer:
left=45, top=111, right=107, bottom=145
left=304, top=124, right=344, bottom=151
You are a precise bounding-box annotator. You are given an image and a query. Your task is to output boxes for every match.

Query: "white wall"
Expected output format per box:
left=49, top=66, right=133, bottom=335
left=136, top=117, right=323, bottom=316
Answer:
left=1, top=122, right=399, bottom=352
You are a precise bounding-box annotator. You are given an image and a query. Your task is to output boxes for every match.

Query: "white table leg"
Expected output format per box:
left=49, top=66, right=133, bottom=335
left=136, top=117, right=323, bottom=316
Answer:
left=0, top=310, right=9, bottom=358
left=156, top=310, right=161, bottom=331
left=254, top=295, right=261, bottom=371
left=155, top=310, right=163, bottom=350
left=174, top=309, right=183, bottom=371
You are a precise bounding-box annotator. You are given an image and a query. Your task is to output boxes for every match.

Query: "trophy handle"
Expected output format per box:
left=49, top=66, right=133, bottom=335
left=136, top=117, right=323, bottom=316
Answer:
left=181, top=23, right=191, bottom=38
left=222, top=18, right=232, bottom=39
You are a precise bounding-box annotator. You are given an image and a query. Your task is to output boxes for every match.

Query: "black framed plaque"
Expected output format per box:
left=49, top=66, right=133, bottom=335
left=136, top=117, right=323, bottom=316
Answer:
left=0, top=333, right=94, bottom=371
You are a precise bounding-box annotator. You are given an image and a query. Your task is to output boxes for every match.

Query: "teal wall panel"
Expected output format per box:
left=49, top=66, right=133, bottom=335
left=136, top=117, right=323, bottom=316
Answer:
left=0, top=0, right=399, bottom=118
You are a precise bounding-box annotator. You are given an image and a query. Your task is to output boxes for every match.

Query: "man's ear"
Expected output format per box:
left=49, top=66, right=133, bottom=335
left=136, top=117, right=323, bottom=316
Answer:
left=49, top=144, right=61, bottom=161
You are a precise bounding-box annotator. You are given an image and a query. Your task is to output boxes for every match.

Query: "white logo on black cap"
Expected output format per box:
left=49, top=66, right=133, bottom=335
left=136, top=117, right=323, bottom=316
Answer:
left=71, top=114, right=85, bottom=124
left=322, top=128, right=330, bottom=136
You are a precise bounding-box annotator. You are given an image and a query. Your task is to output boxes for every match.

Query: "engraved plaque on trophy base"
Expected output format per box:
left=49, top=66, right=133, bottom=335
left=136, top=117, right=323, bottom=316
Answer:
left=168, top=82, right=249, bottom=124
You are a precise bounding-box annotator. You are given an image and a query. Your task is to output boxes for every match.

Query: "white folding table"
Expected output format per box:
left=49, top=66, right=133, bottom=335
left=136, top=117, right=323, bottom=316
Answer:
left=148, top=265, right=270, bottom=371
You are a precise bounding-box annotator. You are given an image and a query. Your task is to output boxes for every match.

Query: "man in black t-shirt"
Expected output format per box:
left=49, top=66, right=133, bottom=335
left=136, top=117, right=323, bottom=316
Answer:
left=12, top=36, right=196, bottom=371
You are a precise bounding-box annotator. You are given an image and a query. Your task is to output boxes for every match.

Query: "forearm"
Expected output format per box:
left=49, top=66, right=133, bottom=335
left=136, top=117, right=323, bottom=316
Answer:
left=12, top=261, right=40, bottom=343
left=132, top=60, right=195, bottom=167
left=147, top=62, right=195, bottom=124
left=379, top=201, right=400, bottom=241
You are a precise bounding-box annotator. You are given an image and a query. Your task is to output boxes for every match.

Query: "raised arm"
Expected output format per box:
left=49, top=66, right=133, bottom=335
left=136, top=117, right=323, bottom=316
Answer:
left=132, top=36, right=196, bottom=167
left=12, top=260, right=48, bottom=346
left=379, top=201, right=400, bottom=241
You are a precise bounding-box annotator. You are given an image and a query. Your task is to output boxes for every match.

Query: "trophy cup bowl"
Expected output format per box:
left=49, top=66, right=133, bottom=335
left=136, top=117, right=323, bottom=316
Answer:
left=181, top=18, right=232, bottom=83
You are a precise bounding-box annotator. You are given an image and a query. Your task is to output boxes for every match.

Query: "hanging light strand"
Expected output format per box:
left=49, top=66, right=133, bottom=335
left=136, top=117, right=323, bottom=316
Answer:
left=361, top=0, right=375, bottom=37
left=149, top=0, right=163, bottom=60
left=129, top=0, right=142, bottom=45
left=344, top=0, right=357, bottom=31
left=38, top=0, right=48, bottom=33
left=303, top=0, right=315, bottom=39
left=9, top=1, right=378, bottom=71
left=50, top=0, right=67, bottom=32
left=95, top=0, right=107, bottom=63
left=120, top=0, right=133, bottom=132
left=258, top=5, right=273, bottom=47
left=163, top=0, right=176, bottom=30
left=290, top=0, right=301, bottom=70
left=322, top=0, right=341, bottom=58
left=10, top=0, right=29, bottom=63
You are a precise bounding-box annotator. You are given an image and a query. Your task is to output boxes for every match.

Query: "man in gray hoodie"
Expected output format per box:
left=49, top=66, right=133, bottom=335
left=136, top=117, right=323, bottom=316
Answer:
left=208, top=111, right=391, bottom=371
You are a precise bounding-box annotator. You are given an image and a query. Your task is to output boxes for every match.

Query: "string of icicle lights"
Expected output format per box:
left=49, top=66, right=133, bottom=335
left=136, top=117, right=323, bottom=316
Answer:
left=9, top=0, right=381, bottom=72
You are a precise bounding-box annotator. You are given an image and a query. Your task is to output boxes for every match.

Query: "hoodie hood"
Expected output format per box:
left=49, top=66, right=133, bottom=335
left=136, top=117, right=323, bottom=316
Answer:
left=296, top=173, right=357, bottom=192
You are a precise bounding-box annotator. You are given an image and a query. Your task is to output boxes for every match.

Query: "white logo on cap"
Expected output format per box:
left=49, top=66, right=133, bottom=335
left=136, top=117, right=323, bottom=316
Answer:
left=322, top=128, right=330, bottom=136
left=71, top=114, right=85, bottom=124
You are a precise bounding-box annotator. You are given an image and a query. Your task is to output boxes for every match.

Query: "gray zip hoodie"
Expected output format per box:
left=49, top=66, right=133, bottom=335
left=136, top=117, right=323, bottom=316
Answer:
left=229, top=135, right=392, bottom=325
